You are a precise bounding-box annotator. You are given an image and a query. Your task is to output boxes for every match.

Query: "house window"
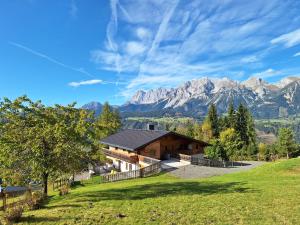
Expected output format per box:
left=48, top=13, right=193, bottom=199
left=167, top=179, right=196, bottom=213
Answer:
left=129, top=164, right=132, bottom=171
left=125, top=162, right=128, bottom=170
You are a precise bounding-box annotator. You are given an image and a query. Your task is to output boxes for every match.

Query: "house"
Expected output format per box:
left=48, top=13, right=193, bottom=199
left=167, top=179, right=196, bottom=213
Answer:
left=100, top=127, right=209, bottom=172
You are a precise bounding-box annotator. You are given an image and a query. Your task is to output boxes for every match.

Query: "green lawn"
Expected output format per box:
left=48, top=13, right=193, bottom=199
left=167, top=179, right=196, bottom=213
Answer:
left=4, top=159, right=300, bottom=224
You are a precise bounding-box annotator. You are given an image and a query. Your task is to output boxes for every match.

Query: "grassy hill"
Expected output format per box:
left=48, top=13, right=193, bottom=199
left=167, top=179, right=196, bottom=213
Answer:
left=7, top=159, right=300, bottom=224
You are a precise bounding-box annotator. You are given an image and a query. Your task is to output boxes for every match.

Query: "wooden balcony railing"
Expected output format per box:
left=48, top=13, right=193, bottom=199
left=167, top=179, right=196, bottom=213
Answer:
left=102, top=148, right=139, bottom=164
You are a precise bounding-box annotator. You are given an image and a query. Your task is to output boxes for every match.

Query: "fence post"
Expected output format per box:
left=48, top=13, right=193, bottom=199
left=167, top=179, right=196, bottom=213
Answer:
left=140, top=168, right=144, bottom=178
left=3, top=192, right=7, bottom=211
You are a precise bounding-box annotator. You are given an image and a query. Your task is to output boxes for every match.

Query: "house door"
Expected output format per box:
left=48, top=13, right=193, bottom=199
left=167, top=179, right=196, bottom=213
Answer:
left=162, top=146, right=171, bottom=160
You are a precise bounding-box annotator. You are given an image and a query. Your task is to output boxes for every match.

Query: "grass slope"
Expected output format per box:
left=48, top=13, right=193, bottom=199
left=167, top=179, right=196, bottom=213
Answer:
left=9, top=159, right=300, bottom=224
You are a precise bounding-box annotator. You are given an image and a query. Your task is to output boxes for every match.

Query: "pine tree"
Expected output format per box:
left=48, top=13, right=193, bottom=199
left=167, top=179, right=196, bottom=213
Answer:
left=227, top=100, right=236, bottom=128
left=276, top=128, right=298, bottom=159
left=246, top=109, right=256, bottom=144
left=236, top=104, right=248, bottom=146
left=207, top=104, right=219, bottom=137
left=94, top=102, right=121, bottom=139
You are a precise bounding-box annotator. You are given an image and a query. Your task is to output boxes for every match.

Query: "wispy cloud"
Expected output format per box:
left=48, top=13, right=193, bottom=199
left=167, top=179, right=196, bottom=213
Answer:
left=241, top=55, right=260, bottom=63
left=69, top=79, right=103, bottom=87
left=252, top=68, right=282, bottom=79
left=294, top=52, right=300, bottom=57
left=271, top=28, right=300, bottom=48
left=9, top=41, right=94, bottom=78
left=90, top=0, right=300, bottom=98
left=69, top=0, right=78, bottom=19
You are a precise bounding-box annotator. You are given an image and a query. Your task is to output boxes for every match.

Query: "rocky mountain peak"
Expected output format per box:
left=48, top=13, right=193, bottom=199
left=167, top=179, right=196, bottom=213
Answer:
left=276, top=76, right=300, bottom=89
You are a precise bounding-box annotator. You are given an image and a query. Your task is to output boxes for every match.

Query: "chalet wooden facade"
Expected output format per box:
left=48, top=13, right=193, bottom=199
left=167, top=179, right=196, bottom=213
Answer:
left=101, top=129, right=209, bottom=172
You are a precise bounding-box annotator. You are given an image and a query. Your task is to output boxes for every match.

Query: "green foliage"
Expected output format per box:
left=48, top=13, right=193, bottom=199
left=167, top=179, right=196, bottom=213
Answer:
left=219, top=128, right=243, bottom=160
left=206, top=104, right=219, bottom=137
left=204, top=139, right=227, bottom=160
left=235, top=104, right=249, bottom=146
left=0, top=96, right=95, bottom=194
left=193, top=123, right=203, bottom=141
left=258, top=143, right=267, bottom=161
left=185, top=120, right=194, bottom=138
left=94, top=102, right=121, bottom=139
left=276, top=127, right=298, bottom=158
left=200, top=120, right=213, bottom=142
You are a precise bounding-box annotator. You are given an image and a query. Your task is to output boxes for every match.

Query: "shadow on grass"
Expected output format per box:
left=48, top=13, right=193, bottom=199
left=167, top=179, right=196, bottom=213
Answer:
left=45, top=203, right=82, bottom=209
left=19, top=215, right=61, bottom=223
left=75, top=181, right=257, bottom=203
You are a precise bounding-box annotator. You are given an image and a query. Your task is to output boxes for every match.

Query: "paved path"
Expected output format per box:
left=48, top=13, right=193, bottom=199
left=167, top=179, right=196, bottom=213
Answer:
left=161, top=159, right=190, bottom=170
left=166, top=161, right=266, bottom=179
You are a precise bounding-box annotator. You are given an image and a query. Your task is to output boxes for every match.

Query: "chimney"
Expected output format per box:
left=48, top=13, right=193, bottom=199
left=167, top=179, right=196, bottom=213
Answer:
left=147, top=124, right=155, bottom=131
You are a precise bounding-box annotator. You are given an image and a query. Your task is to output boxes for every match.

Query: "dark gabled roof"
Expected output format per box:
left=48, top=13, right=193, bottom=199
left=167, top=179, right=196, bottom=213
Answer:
left=100, top=129, right=209, bottom=152
left=100, top=129, right=170, bottom=151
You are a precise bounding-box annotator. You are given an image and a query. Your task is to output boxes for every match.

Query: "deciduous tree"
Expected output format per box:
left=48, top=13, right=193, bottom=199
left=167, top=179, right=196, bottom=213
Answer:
left=0, top=96, right=94, bottom=194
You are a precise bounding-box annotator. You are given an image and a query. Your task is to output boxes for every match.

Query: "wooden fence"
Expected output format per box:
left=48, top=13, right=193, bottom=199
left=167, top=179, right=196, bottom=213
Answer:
left=0, top=185, right=43, bottom=211
left=191, top=157, right=248, bottom=167
left=173, top=153, right=248, bottom=168
left=52, top=178, right=71, bottom=191
left=101, top=161, right=161, bottom=183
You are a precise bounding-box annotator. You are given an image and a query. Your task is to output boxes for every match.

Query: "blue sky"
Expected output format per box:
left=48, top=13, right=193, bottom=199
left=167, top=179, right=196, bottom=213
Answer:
left=1, top=0, right=300, bottom=106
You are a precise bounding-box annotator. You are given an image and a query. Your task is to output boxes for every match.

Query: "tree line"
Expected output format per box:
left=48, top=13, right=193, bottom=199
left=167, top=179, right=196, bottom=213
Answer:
left=173, top=101, right=299, bottom=161
left=0, top=96, right=121, bottom=194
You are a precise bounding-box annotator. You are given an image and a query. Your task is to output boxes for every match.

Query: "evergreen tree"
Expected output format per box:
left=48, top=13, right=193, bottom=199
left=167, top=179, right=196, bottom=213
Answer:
left=246, top=109, right=256, bottom=145
left=94, top=102, right=121, bottom=139
left=207, top=104, right=219, bottom=137
left=276, top=128, right=298, bottom=159
left=228, top=100, right=235, bottom=125
left=186, top=120, right=194, bottom=138
left=235, top=104, right=248, bottom=146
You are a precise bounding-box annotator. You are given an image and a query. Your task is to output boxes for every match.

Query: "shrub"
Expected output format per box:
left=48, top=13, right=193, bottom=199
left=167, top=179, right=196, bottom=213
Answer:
left=26, top=191, right=45, bottom=210
left=59, top=185, right=69, bottom=196
left=4, top=204, right=24, bottom=223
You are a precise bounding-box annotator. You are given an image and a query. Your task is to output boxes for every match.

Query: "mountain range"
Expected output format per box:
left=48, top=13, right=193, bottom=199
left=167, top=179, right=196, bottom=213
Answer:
left=83, top=76, right=300, bottom=119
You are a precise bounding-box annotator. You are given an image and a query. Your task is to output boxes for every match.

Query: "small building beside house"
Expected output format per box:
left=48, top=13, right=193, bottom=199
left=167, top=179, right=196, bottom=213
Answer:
left=100, top=128, right=209, bottom=172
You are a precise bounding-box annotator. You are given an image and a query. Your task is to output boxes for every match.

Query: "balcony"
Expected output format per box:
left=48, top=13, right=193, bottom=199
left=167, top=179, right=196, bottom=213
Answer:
left=102, top=148, right=139, bottom=164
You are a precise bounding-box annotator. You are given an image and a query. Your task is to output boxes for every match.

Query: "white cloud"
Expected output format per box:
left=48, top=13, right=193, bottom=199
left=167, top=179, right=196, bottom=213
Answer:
left=68, top=79, right=103, bottom=87
left=125, top=42, right=146, bottom=55
left=252, top=68, right=282, bottom=79
left=271, top=28, right=300, bottom=47
left=90, top=0, right=300, bottom=99
left=294, top=52, right=300, bottom=57
left=136, top=27, right=151, bottom=40
left=241, top=55, right=259, bottom=63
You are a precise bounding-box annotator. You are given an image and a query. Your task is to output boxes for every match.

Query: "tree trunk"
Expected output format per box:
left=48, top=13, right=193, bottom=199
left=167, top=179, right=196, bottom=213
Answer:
left=43, top=172, right=49, bottom=195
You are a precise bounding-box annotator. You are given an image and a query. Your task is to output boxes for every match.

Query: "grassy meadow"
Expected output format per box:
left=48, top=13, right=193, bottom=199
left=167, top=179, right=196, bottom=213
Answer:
left=1, top=158, right=300, bottom=225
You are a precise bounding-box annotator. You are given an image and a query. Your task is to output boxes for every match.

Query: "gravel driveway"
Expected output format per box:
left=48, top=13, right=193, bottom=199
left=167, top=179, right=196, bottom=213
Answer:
left=166, top=161, right=266, bottom=179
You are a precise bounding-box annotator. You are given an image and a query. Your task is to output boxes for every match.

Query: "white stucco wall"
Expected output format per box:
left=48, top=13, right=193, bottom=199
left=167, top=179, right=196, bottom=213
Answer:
left=111, top=158, right=140, bottom=172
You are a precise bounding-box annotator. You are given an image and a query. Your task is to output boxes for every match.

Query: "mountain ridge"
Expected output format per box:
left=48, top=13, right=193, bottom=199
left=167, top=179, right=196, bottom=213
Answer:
left=82, top=76, right=300, bottom=119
